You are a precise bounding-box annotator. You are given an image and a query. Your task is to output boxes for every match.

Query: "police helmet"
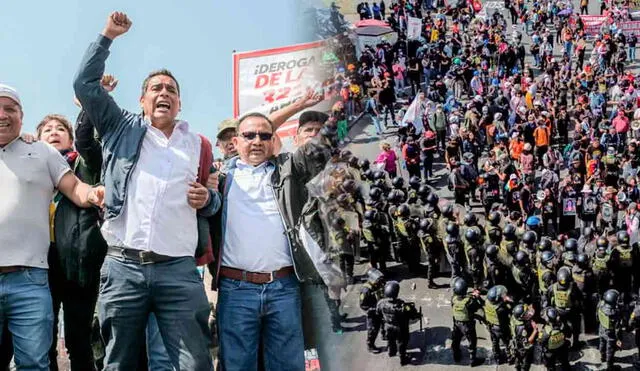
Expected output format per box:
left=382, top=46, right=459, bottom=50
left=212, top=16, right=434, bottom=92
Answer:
left=546, top=307, right=559, bottom=323
left=510, top=210, right=522, bottom=221
left=513, top=304, right=526, bottom=319
left=384, top=280, right=400, bottom=299
left=503, top=224, right=516, bottom=239
left=397, top=204, right=411, bottom=218
left=348, top=156, right=360, bottom=168
left=617, top=230, right=630, bottom=244
left=446, top=222, right=459, bottom=236
left=522, top=231, right=537, bottom=245
left=341, top=179, right=357, bottom=193
left=408, top=176, right=421, bottom=190
left=596, top=236, right=609, bottom=249
left=363, top=169, right=374, bottom=181
left=386, top=191, right=399, bottom=203
left=538, top=238, right=552, bottom=251
left=463, top=213, right=478, bottom=226
left=485, top=244, right=498, bottom=259
left=442, top=203, right=454, bottom=218
left=506, top=241, right=518, bottom=255
left=603, top=289, right=620, bottom=306
left=364, top=209, right=378, bottom=221
left=487, top=286, right=502, bottom=304
left=515, top=250, right=529, bottom=266
left=557, top=267, right=572, bottom=287
left=418, top=184, right=431, bottom=199
left=465, top=227, right=480, bottom=243
left=369, top=187, right=383, bottom=201
left=359, top=158, right=371, bottom=172
left=564, top=238, right=578, bottom=252
left=487, top=211, right=501, bottom=226
left=576, top=253, right=588, bottom=267
left=373, top=170, right=386, bottom=180
left=392, top=176, right=405, bottom=189
left=419, top=218, right=431, bottom=232
left=452, top=278, right=468, bottom=296
left=426, top=193, right=439, bottom=206
left=541, top=250, right=555, bottom=265
left=366, top=268, right=385, bottom=285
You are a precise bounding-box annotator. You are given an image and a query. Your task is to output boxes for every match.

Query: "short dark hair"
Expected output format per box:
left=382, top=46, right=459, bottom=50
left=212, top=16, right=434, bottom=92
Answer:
left=298, top=111, right=328, bottom=132
left=237, top=112, right=275, bottom=132
left=36, top=114, right=74, bottom=142
left=141, top=69, right=180, bottom=96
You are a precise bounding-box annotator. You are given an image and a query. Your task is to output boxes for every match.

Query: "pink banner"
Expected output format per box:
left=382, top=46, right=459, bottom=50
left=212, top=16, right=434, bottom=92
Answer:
left=580, top=14, right=640, bottom=36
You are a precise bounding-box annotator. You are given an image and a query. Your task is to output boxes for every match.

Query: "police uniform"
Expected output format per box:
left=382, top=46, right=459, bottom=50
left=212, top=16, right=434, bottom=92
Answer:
left=484, top=255, right=509, bottom=290
left=417, top=219, right=438, bottom=287
left=362, top=214, right=389, bottom=272
left=572, top=263, right=596, bottom=333
left=592, top=248, right=612, bottom=296
left=393, top=213, right=422, bottom=273
left=483, top=297, right=512, bottom=364
left=510, top=314, right=536, bottom=371
left=360, top=281, right=385, bottom=351
left=611, top=242, right=636, bottom=301
left=445, top=234, right=465, bottom=280
left=376, top=298, right=419, bottom=364
left=451, top=293, right=484, bottom=364
left=597, top=300, right=621, bottom=368
left=629, top=298, right=640, bottom=360
left=464, top=237, right=484, bottom=290
left=538, top=321, right=571, bottom=370
left=545, top=282, right=582, bottom=347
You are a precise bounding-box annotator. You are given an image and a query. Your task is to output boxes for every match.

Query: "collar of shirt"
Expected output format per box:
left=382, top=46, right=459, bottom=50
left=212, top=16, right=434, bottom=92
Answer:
left=144, top=118, right=190, bottom=141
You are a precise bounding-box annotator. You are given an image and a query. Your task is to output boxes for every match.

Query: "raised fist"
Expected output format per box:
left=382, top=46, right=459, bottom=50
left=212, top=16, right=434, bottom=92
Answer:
left=102, top=11, right=132, bottom=40
left=101, top=74, right=119, bottom=93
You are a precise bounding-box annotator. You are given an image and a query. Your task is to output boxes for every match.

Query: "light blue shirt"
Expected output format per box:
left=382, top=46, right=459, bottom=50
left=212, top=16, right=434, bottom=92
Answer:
left=221, top=160, right=293, bottom=272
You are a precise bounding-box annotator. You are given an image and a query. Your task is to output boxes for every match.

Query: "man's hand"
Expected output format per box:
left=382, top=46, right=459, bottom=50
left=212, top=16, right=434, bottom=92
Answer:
left=188, top=182, right=210, bottom=209
left=21, top=133, right=36, bottom=144
left=101, top=74, right=119, bottom=93
left=296, top=88, right=324, bottom=109
left=88, top=186, right=105, bottom=208
left=206, top=172, right=219, bottom=190
left=101, top=11, right=132, bottom=40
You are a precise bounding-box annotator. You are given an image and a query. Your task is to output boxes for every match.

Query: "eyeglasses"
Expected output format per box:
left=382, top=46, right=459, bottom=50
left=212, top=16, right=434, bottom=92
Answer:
left=240, top=131, right=273, bottom=141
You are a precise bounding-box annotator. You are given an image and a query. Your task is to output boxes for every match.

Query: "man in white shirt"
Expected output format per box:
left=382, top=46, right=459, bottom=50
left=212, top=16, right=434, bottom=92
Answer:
left=0, top=84, right=104, bottom=370
left=74, top=12, right=220, bottom=370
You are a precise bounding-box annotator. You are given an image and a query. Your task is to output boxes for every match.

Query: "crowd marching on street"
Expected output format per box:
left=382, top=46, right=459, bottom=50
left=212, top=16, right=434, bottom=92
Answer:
left=7, top=0, right=640, bottom=370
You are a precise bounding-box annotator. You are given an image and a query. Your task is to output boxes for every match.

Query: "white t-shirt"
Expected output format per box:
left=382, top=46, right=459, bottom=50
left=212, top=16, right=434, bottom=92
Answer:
left=0, top=138, right=70, bottom=268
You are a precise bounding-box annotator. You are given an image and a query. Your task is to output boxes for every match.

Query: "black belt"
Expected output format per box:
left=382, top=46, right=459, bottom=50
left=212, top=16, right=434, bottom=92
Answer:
left=107, top=246, right=175, bottom=265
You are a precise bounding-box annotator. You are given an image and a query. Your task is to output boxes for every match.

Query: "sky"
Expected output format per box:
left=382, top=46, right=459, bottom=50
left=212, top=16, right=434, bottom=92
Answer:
left=0, top=0, right=319, bottom=140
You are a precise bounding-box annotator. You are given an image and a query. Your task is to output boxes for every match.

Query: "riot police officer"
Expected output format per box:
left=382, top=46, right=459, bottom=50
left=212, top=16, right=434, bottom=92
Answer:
left=611, top=230, right=637, bottom=303
left=393, top=204, right=421, bottom=273
left=377, top=281, right=420, bottom=366
left=464, top=227, right=485, bottom=290
left=592, top=238, right=612, bottom=297
left=510, top=304, right=538, bottom=371
left=628, top=288, right=640, bottom=366
left=538, top=307, right=571, bottom=370
left=521, top=231, right=538, bottom=266
left=418, top=218, right=438, bottom=288
left=445, top=223, right=465, bottom=280
left=486, top=211, right=503, bottom=245
left=362, top=209, right=389, bottom=273
left=597, top=289, right=622, bottom=370
left=545, top=267, right=582, bottom=349
left=561, top=238, right=578, bottom=270
left=329, top=216, right=356, bottom=284
left=499, top=224, right=518, bottom=266
left=484, top=244, right=510, bottom=290
left=360, top=268, right=386, bottom=353
left=450, top=278, right=485, bottom=367
left=511, top=250, right=537, bottom=304
left=538, top=250, right=557, bottom=297
left=483, top=285, right=512, bottom=365
left=573, top=253, right=596, bottom=333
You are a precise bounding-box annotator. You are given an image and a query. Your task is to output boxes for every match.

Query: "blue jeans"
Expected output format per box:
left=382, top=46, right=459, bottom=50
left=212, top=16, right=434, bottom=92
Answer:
left=146, top=313, right=172, bottom=371
left=0, top=268, right=53, bottom=371
left=370, top=114, right=385, bottom=135
left=98, top=256, right=212, bottom=371
left=564, top=41, right=573, bottom=57
left=629, top=46, right=636, bottom=61
left=217, top=275, right=304, bottom=371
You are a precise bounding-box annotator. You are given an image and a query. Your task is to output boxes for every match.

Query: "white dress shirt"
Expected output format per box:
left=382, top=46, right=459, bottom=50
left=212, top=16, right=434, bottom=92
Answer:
left=101, top=120, right=201, bottom=257
left=221, top=160, right=293, bottom=272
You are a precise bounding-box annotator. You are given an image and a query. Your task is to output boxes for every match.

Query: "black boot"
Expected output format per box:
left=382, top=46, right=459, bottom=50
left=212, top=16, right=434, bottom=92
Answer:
left=470, top=354, right=485, bottom=367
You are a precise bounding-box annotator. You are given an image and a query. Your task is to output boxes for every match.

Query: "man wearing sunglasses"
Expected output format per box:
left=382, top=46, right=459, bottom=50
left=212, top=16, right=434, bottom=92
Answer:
left=208, top=110, right=337, bottom=371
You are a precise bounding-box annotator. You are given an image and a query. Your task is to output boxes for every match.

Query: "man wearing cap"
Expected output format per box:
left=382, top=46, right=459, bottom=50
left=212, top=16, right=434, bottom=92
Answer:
left=0, top=83, right=104, bottom=370
left=73, top=12, right=220, bottom=369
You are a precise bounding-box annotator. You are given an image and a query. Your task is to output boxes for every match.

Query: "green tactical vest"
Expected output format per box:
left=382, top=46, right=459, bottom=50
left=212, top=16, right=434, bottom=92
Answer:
left=538, top=267, right=552, bottom=294
left=362, top=224, right=375, bottom=242
left=598, top=305, right=615, bottom=330
left=545, top=326, right=566, bottom=350
left=395, top=218, right=409, bottom=237
left=553, top=285, right=572, bottom=309
left=616, top=245, right=633, bottom=268
left=484, top=301, right=500, bottom=325
left=593, top=254, right=609, bottom=273
left=572, top=270, right=585, bottom=285
left=452, top=296, right=471, bottom=322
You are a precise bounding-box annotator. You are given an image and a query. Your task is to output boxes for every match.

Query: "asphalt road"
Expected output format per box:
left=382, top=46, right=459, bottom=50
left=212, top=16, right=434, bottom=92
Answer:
left=323, top=1, right=640, bottom=370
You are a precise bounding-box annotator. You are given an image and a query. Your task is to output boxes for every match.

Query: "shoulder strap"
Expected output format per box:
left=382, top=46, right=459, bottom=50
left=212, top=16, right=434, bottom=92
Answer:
left=196, top=134, right=214, bottom=266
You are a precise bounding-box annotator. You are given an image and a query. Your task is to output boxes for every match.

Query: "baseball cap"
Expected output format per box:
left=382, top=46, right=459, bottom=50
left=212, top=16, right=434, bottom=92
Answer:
left=217, top=118, right=238, bottom=140
left=0, top=84, right=21, bottom=107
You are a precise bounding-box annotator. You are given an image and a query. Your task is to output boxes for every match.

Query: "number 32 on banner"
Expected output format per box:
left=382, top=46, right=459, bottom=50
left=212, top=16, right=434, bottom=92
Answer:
left=263, top=87, right=292, bottom=104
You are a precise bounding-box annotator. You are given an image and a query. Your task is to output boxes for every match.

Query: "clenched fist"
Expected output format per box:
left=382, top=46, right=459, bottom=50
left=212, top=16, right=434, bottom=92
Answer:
left=102, top=11, right=132, bottom=40
left=187, top=182, right=210, bottom=209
